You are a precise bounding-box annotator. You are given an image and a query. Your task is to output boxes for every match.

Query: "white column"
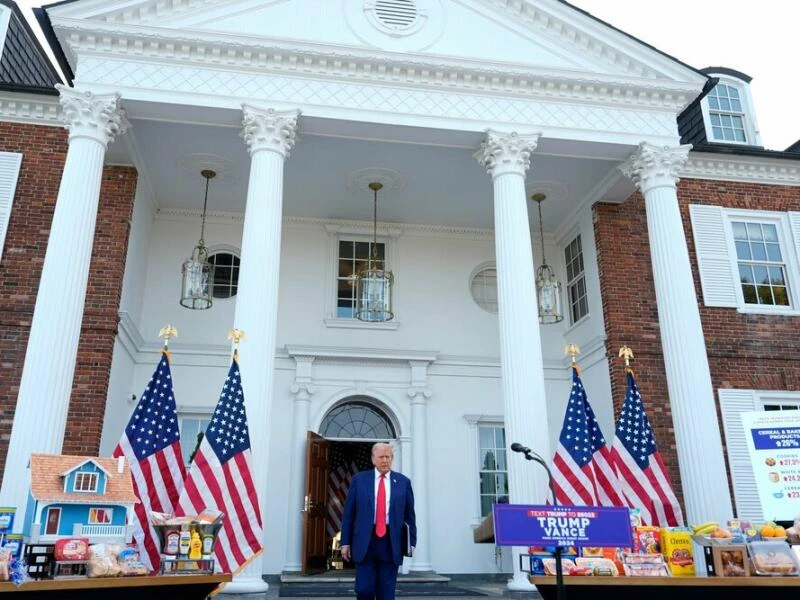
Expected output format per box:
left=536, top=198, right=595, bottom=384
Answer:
left=223, top=105, right=300, bottom=594
left=0, top=86, right=126, bottom=524
left=474, top=131, right=551, bottom=591
left=407, top=360, right=433, bottom=572
left=620, top=142, right=733, bottom=525
left=283, top=356, right=315, bottom=573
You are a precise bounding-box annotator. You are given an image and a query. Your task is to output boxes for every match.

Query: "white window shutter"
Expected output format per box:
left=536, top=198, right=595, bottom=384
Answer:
left=788, top=212, right=800, bottom=266
left=0, top=152, right=22, bottom=264
left=688, top=204, right=739, bottom=307
left=718, top=389, right=761, bottom=521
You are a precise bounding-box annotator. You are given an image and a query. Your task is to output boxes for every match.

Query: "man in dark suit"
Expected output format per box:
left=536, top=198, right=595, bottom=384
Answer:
left=341, top=442, right=416, bottom=600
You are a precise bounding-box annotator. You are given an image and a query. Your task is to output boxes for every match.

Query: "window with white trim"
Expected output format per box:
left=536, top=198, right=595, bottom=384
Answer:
left=478, top=424, right=508, bottom=517
left=88, top=508, right=113, bottom=524
left=564, top=234, right=588, bottom=324
left=700, top=73, right=761, bottom=146
left=73, top=472, right=98, bottom=492
left=719, top=389, right=800, bottom=521
left=336, top=239, right=386, bottom=319
left=689, top=206, right=800, bottom=314
left=707, top=83, right=747, bottom=142
left=180, top=416, right=210, bottom=466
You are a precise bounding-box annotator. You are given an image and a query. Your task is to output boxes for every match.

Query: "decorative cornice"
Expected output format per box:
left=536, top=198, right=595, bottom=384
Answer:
left=475, top=130, right=540, bottom=178
left=285, top=345, right=438, bottom=364
left=0, top=92, right=63, bottom=126
left=57, top=85, right=127, bottom=147
left=680, top=154, right=800, bottom=186
left=619, top=142, right=691, bottom=195
left=241, top=105, right=300, bottom=158
left=155, top=209, right=498, bottom=239
left=52, top=20, right=699, bottom=112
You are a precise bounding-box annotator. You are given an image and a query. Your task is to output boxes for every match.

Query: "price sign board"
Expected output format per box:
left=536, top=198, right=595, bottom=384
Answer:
left=741, top=411, right=800, bottom=521
left=493, top=504, right=633, bottom=548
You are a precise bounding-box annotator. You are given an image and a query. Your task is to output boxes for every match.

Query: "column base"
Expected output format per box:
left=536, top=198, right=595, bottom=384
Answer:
left=507, top=572, right=535, bottom=591
left=219, top=577, right=269, bottom=594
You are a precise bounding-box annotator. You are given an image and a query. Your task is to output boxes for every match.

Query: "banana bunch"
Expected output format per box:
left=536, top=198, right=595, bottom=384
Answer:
left=691, top=521, right=719, bottom=535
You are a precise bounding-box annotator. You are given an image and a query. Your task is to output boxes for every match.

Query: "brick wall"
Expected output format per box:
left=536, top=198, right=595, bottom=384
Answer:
left=594, top=178, right=800, bottom=512
left=0, top=122, right=137, bottom=475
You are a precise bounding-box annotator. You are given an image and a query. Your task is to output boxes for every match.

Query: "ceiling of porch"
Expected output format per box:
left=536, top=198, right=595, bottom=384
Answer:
left=107, top=111, right=636, bottom=231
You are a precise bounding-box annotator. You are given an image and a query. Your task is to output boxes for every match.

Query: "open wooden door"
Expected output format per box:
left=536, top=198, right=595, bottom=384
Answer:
left=302, top=431, right=330, bottom=573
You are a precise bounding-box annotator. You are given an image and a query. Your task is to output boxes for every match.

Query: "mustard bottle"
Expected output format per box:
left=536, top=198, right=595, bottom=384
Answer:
left=189, top=529, right=202, bottom=560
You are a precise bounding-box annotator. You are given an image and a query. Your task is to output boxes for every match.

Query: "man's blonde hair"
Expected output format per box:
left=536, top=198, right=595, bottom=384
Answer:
left=371, top=442, right=394, bottom=456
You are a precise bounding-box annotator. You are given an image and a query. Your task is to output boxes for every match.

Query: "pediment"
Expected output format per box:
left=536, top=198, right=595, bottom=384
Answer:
left=47, top=0, right=704, bottom=86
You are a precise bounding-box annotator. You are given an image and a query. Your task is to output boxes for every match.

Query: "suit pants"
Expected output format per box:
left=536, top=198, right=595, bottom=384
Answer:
left=355, top=530, right=398, bottom=600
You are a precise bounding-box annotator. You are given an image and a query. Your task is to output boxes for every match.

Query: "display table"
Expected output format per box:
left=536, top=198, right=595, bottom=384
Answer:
left=0, top=573, right=231, bottom=598
left=530, top=575, right=800, bottom=600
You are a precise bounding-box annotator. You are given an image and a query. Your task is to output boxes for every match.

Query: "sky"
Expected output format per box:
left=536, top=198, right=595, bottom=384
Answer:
left=15, top=0, right=800, bottom=151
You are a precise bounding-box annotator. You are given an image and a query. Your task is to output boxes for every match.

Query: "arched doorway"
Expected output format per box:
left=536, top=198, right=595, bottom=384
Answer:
left=302, top=397, right=397, bottom=573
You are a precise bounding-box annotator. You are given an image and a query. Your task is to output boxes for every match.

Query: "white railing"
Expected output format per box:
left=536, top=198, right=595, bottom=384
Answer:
left=73, top=524, right=127, bottom=537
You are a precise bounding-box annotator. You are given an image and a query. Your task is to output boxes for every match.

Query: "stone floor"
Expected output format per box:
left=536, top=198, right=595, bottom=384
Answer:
left=215, top=575, right=540, bottom=600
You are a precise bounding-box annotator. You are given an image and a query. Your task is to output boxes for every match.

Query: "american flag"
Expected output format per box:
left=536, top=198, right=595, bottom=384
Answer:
left=113, top=351, right=186, bottom=572
left=610, top=370, right=684, bottom=526
left=176, top=356, right=263, bottom=574
left=551, top=367, right=624, bottom=507
left=327, top=444, right=372, bottom=537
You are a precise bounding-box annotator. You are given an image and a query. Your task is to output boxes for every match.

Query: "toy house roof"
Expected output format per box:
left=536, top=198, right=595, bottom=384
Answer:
left=29, top=453, right=138, bottom=504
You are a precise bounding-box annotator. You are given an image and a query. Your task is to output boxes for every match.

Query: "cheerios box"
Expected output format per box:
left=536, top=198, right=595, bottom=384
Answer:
left=659, top=528, right=695, bottom=576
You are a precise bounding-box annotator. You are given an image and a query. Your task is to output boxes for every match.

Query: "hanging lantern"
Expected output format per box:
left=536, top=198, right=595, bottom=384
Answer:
left=180, top=169, right=215, bottom=310
left=532, top=193, right=564, bottom=324
left=355, top=182, right=394, bottom=322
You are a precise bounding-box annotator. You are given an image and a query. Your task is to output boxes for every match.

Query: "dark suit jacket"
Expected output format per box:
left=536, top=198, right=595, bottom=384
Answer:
left=341, top=469, right=417, bottom=565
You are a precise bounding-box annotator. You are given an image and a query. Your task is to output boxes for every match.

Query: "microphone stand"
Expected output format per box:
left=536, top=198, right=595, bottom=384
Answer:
left=518, top=447, right=566, bottom=600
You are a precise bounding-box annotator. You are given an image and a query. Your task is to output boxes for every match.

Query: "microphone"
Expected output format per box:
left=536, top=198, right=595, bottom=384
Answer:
left=510, top=442, right=531, bottom=453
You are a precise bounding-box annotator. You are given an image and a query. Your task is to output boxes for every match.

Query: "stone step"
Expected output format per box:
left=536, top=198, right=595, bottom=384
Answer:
left=280, top=572, right=451, bottom=584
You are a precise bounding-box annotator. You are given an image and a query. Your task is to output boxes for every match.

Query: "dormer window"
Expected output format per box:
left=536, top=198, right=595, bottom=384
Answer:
left=699, top=68, right=762, bottom=147
left=73, top=472, right=98, bottom=492
left=707, top=83, right=746, bottom=142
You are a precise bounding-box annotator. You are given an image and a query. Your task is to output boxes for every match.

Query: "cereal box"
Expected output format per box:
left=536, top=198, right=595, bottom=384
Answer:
left=633, top=526, right=660, bottom=554
left=659, top=528, right=695, bottom=576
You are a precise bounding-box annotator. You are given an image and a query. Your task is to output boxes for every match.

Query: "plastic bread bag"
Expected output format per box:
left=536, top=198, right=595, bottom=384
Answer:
left=87, top=543, right=123, bottom=577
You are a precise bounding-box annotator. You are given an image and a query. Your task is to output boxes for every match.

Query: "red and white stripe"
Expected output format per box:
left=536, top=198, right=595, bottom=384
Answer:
left=610, top=441, right=684, bottom=526
left=552, top=444, right=624, bottom=507
left=113, top=437, right=185, bottom=572
left=176, top=441, right=263, bottom=574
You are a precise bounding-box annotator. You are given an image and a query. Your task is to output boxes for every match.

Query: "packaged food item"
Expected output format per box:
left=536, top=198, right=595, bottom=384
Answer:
left=711, top=545, right=748, bottom=577
left=178, top=523, right=191, bottom=558
left=748, top=541, right=799, bottom=576
left=633, top=526, right=660, bottom=554
left=117, top=546, right=148, bottom=576
left=87, top=543, right=123, bottom=578
left=659, top=528, right=695, bottom=576
left=54, top=537, right=90, bottom=561
left=575, top=557, right=618, bottom=576
left=163, top=528, right=180, bottom=555
left=620, top=552, right=670, bottom=577
left=201, top=532, right=215, bottom=558
left=542, top=558, right=576, bottom=575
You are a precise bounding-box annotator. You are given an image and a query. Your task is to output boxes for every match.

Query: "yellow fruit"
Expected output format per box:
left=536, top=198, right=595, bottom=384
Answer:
left=692, top=521, right=718, bottom=534
left=760, top=525, right=775, bottom=538
left=774, top=526, right=786, bottom=537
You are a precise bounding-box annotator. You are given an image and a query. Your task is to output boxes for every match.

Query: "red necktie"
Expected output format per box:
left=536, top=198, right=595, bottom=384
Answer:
left=376, top=474, right=387, bottom=537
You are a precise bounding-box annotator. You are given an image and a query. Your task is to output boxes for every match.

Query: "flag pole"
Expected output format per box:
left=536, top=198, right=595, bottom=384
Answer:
left=564, top=343, right=581, bottom=374
left=227, top=328, right=245, bottom=361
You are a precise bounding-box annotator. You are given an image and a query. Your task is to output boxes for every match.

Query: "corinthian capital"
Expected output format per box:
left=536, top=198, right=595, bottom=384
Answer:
left=474, top=130, right=540, bottom=178
left=57, top=85, right=128, bottom=147
left=241, top=105, right=300, bottom=158
left=619, top=142, right=692, bottom=195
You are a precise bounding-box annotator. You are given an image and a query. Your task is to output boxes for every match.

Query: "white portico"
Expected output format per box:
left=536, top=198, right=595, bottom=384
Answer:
left=1, top=0, right=735, bottom=586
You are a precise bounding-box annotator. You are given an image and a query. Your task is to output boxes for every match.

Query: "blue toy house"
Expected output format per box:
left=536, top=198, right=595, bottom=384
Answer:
left=24, top=454, right=138, bottom=544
